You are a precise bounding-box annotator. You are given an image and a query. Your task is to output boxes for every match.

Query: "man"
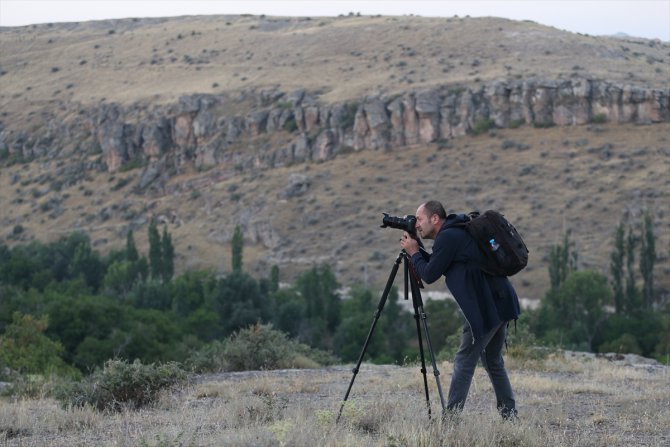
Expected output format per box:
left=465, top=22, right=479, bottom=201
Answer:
left=400, top=200, right=520, bottom=420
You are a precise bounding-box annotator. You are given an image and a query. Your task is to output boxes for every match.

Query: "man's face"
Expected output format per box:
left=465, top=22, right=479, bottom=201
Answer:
left=415, top=205, right=437, bottom=239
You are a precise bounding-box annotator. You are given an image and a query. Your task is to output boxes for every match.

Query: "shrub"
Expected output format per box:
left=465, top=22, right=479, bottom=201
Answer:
left=56, top=359, right=187, bottom=411
left=187, top=324, right=337, bottom=373
left=111, top=177, right=131, bottom=191
left=471, top=117, right=495, bottom=135
left=591, top=113, right=608, bottom=124
left=225, top=324, right=298, bottom=371
left=340, top=102, right=359, bottom=129
left=598, top=333, right=642, bottom=355
left=119, top=158, right=146, bottom=172
left=186, top=340, right=228, bottom=373
left=283, top=117, right=298, bottom=132
left=508, top=118, right=525, bottom=128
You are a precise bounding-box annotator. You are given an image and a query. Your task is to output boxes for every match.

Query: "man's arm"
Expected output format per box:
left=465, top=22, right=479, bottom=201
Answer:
left=409, top=230, right=460, bottom=284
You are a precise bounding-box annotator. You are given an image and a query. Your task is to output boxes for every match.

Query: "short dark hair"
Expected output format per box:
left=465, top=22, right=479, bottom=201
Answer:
left=422, top=200, right=447, bottom=220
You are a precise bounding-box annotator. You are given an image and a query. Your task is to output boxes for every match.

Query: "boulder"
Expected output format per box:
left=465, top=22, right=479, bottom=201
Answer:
left=279, top=173, right=311, bottom=199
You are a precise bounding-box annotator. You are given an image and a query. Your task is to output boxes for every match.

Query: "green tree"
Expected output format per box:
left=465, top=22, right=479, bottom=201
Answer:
left=625, top=227, right=640, bottom=312
left=161, top=225, right=175, bottom=282
left=231, top=225, right=244, bottom=273
left=103, top=261, right=137, bottom=301
left=297, top=265, right=341, bottom=330
left=540, top=270, right=612, bottom=351
left=654, top=304, right=670, bottom=362
left=639, top=210, right=656, bottom=309
left=610, top=221, right=625, bottom=314
left=270, top=265, right=280, bottom=293
left=171, top=270, right=215, bottom=318
left=375, top=286, right=413, bottom=363
left=148, top=220, right=162, bottom=280
left=548, top=231, right=578, bottom=291
left=595, top=311, right=663, bottom=357
left=129, top=279, right=171, bottom=310
left=0, top=249, right=46, bottom=290
left=333, top=286, right=379, bottom=362
left=271, top=288, right=305, bottom=338
left=45, top=293, right=125, bottom=368
left=71, top=240, right=105, bottom=292
left=208, top=272, right=271, bottom=337
left=0, top=312, right=72, bottom=375
left=126, top=230, right=139, bottom=262
left=295, top=265, right=341, bottom=351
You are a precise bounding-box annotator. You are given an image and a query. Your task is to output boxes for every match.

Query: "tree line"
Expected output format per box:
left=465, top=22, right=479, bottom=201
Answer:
left=0, top=223, right=439, bottom=378
left=527, top=210, right=669, bottom=358
left=1, top=211, right=668, bottom=380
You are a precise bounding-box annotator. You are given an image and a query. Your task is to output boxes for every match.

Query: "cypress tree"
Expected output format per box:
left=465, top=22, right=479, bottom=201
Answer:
left=231, top=225, right=243, bottom=272
left=148, top=220, right=162, bottom=280
left=548, top=231, right=577, bottom=291
left=161, top=226, right=174, bottom=283
left=126, top=230, right=139, bottom=262
left=624, top=227, right=638, bottom=312
left=270, top=265, right=280, bottom=292
left=610, top=222, right=625, bottom=314
left=639, top=210, right=656, bottom=309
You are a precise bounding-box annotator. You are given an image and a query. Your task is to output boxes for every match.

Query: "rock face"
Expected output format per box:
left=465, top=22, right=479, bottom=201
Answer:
left=1, top=78, right=668, bottom=183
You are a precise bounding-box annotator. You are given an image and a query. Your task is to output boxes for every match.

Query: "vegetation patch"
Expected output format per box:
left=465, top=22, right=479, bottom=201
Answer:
left=55, top=359, right=187, bottom=411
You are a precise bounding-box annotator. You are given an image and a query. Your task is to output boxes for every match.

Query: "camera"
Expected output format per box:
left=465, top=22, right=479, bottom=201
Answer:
left=381, top=213, right=417, bottom=235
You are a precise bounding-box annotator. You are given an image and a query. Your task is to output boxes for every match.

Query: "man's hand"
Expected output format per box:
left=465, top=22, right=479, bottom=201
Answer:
left=400, top=231, right=419, bottom=256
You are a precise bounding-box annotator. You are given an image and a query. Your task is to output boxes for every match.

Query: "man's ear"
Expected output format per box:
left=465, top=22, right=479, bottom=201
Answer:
left=431, top=214, right=439, bottom=224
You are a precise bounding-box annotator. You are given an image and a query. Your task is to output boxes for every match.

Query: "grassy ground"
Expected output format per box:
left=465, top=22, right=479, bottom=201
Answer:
left=1, top=354, right=668, bottom=446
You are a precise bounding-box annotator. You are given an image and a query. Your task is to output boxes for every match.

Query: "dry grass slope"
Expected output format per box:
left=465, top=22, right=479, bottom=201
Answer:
left=1, top=14, right=668, bottom=120
left=1, top=356, right=668, bottom=446
left=1, top=122, right=668, bottom=300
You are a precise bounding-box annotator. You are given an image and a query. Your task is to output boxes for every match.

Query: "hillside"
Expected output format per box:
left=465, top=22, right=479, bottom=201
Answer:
left=1, top=14, right=669, bottom=302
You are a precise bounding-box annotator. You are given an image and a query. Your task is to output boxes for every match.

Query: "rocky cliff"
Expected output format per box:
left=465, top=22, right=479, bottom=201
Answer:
left=2, top=78, right=667, bottom=189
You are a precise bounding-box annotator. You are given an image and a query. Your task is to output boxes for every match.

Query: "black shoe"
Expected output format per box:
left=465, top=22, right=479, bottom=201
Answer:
left=442, top=408, right=462, bottom=424
left=500, top=408, right=519, bottom=422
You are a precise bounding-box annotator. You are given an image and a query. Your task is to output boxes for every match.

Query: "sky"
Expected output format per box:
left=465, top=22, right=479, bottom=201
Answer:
left=1, top=0, right=669, bottom=41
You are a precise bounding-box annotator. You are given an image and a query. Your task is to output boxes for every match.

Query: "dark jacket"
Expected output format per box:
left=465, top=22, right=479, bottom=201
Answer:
left=410, top=213, right=521, bottom=341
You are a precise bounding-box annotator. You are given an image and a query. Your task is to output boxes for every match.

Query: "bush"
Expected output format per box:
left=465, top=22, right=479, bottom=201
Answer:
left=599, top=333, right=642, bottom=355
left=508, top=118, right=525, bottom=128
left=186, top=339, right=227, bottom=373
left=591, top=113, right=608, bottom=124
left=340, top=102, right=359, bottom=129
left=56, top=359, right=187, bottom=411
left=226, top=324, right=301, bottom=371
left=187, top=324, right=337, bottom=373
left=471, top=117, right=495, bottom=135
left=283, top=117, right=298, bottom=132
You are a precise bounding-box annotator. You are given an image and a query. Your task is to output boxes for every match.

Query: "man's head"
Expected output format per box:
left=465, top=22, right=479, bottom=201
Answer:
left=415, top=200, right=447, bottom=239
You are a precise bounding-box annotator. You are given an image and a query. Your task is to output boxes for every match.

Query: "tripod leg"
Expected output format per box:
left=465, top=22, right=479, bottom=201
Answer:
left=410, top=277, right=447, bottom=414
left=408, top=261, right=433, bottom=419
left=336, top=252, right=403, bottom=423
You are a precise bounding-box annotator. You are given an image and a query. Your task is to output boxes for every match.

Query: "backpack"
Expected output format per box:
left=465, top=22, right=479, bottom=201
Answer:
left=447, top=210, right=529, bottom=277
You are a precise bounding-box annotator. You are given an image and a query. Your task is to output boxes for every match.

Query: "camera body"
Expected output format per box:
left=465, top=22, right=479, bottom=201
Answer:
left=381, top=213, right=417, bottom=236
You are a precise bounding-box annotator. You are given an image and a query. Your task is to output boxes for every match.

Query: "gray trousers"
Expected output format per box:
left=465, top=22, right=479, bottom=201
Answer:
left=447, top=321, right=516, bottom=417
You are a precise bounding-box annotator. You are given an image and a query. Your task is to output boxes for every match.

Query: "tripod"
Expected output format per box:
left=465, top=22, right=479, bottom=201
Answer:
left=336, top=249, right=446, bottom=423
